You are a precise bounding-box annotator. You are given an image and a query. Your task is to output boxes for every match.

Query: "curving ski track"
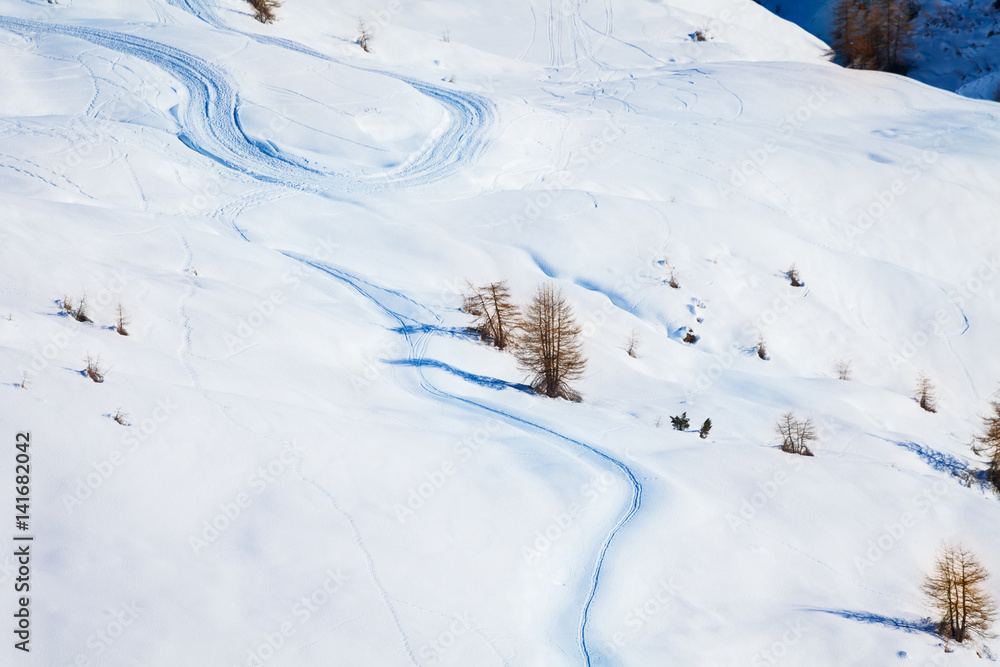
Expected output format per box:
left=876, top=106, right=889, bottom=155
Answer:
left=285, top=253, right=643, bottom=666
left=167, top=0, right=497, bottom=189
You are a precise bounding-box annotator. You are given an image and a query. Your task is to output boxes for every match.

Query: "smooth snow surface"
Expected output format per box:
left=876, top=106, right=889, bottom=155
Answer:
left=0, top=0, right=999, bottom=665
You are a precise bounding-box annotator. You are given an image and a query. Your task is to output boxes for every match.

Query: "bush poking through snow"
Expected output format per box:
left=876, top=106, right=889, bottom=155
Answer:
left=357, top=17, right=373, bottom=52
left=74, top=294, right=92, bottom=323
left=683, top=328, right=698, bottom=344
left=973, top=392, right=1000, bottom=492
left=85, top=354, right=105, bottom=383
left=835, top=359, right=853, bottom=381
left=699, top=418, right=712, bottom=439
left=115, top=303, right=130, bottom=336
left=757, top=335, right=768, bottom=360
left=246, top=0, right=280, bottom=24
left=625, top=330, right=641, bottom=358
left=61, top=295, right=73, bottom=312
left=670, top=412, right=690, bottom=431
left=112, top=409, right=129, bottom=426
left=923, top=545, right=997, bottom=643
left=786, top=264, right=803, bottom=287
left=692, top=28, right=709, bottom=42
left=668, top=270, right=679, bottom=289
left=775, top=412, right=816, bottom=456
left=463, top=281, right=520, bottom=351
left=516, top=284, right=586, bottom=401
left=915, top=373, right=937, bottom=413
left=18, top=371, right=28, bottom=390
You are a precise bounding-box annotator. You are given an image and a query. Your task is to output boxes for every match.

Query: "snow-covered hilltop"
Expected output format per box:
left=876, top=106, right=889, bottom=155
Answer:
left=1, top=0, right=999, bottom=665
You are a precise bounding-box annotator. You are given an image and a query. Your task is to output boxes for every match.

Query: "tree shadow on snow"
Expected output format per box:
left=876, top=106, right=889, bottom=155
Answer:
left=806, top=609, right=937, bottom=635
left=386, top=358, right=534, bottom=394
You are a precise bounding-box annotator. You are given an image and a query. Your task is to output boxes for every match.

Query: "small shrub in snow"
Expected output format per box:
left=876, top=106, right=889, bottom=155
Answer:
left=786, top=264, right=803, bottom=287
left=923, top=544, right=997, bottom=643
left=775, top=412, right=815, bottom=456
left=85, top=354, right=105, bottom=383
left=915, top=373, right=937, bottom=413
left=835, top=359, right=853, bottom=381
left=357, top=17, right=373, bottom=52
left=670, top=412, right=690, bottom=431
left=112, top=409, right=129, bottom=426
left=699, top=418, right=712, bottom=439
left=756, top=335, right=768, bottom=360
left=668, top=270, right=679, bottom=289
left=246, top=0, right=280, bottom=24
left=692, top=29, right=709, bottom=42
left=74, top=295, right=92, bottom=323
left=115, top=303, right=130, bottom=337
left=683, top=328, right=698, bottom=344
left=625, top=330, right=641, bottom=358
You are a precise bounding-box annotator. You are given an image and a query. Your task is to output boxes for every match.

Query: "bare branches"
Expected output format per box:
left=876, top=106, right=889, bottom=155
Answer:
left=463, top=281, right=520, bottom=351
left=916, top=373, right=937, bottom=413
left=515, top=284, right=586, bottom=401
left=246, top=0, right=281, bottom=24
left=775, top=412, right=816, bottom=456
left=923, top=545, right=997, bottom=643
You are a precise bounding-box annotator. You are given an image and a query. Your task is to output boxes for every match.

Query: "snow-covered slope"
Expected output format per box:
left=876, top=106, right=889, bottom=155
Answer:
left=1, top=0, right=1000, bottom=665
left=760, top=0, right=1000, bottom=99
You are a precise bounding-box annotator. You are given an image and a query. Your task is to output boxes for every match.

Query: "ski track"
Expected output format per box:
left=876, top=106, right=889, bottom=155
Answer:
left=166, top=0, right=498, bottom=189
left=8, top=3, right=640, bottom=662
left=286, top=253, right=644, bottom=666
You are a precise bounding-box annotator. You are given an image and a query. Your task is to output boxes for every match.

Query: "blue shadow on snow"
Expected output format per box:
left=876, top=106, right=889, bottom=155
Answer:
left=386, top=358, right=533, bottom=394
left=806, top=609, right=936, bottom=635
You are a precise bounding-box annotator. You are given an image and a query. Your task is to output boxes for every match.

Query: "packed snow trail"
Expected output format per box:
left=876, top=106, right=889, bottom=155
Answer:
left=167, top=0, right=498, bottom=189
left=285, top=253, right=643, bottom=666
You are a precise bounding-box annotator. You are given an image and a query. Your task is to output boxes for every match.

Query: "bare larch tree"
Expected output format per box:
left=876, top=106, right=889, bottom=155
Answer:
left=516, top=284, right=586, bottom=401
left=923, top=544, right=997, bottom=643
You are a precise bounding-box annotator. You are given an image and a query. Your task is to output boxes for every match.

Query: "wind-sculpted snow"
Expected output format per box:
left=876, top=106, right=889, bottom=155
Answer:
left=286, top=253, right=643, bottom=665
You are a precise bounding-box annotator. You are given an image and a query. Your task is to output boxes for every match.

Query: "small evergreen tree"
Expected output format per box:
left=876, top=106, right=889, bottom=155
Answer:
left=670, top=412, right=690, bottom=431
left=625, top=330, right=641, bottom=358
left=699, top=418, right=712, bottom=439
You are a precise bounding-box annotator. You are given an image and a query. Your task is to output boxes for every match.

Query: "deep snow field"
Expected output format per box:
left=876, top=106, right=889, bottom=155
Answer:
left=1, top=0, right=1000, bottom=665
